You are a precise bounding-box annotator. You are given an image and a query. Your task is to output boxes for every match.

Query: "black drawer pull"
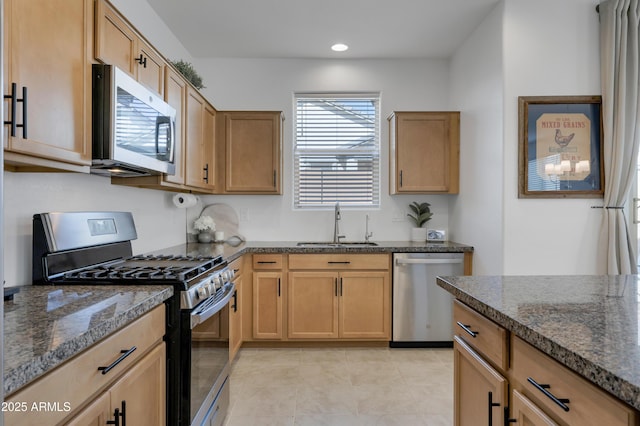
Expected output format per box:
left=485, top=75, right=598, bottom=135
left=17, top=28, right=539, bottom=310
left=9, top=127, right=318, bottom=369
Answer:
left=327, top=261, right=351, bottom=264
left=98, top=347, right=137, bottom=375
left=257, top=261, right=277, bottom=264
left=527, top=377, right=570, bottom=412
left=456, top=321, right=478, bottom=338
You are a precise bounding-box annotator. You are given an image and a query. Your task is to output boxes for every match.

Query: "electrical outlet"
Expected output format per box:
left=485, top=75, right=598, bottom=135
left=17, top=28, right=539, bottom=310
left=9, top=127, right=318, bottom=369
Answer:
left=239, top=208, right=249, bottom=222
left=392, top=209, right=405, bottom=222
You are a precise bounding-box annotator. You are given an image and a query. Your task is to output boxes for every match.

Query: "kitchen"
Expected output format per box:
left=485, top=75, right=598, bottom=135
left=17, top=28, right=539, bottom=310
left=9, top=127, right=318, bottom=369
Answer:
left=1, top=0, right=620, bottom=425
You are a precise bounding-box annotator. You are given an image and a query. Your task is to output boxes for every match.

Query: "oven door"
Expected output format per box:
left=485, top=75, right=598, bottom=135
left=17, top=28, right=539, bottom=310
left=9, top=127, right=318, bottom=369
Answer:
left=184, top=283, right=235, bottom=426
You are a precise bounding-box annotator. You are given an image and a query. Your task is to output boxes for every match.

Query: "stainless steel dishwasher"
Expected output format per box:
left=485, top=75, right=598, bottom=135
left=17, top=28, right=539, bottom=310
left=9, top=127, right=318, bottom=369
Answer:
left=391, top=252, right=464, bottom=347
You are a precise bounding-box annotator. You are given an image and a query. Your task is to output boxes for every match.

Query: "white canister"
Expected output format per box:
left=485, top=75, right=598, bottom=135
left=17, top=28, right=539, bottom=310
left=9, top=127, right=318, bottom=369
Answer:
left=214, top=231, right=225, bottom=242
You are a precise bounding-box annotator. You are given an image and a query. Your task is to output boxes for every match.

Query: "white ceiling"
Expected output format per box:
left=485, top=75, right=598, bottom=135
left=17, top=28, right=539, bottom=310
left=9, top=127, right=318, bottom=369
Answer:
left=145, top=0, right=501, bottom=59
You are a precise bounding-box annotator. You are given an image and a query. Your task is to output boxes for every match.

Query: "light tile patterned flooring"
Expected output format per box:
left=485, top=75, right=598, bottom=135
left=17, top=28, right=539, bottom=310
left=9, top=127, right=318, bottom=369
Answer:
left=223, top=347, right=453, bottom=426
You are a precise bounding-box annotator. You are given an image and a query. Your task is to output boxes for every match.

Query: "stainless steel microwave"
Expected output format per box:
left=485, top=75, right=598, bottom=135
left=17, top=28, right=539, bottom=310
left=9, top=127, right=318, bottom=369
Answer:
left=91, top=64, right=176, bottom=177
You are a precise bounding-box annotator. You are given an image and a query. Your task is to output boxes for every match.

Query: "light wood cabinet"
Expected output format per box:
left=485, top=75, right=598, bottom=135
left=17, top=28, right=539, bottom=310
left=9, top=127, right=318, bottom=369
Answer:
left=453, top=335, right=507, bottom=426
left=5, top=305, right=166, bottom=426
left=287, top=254, right=390, bottom=340
left=95, top=0, right=165, bottom=96
left=511, top=336, right=637, bottom=426
left=453, top=300, right=639, bottom=426
left=217, top=111, right=283, bottom=194
left=229, top=257, right=244, bottom=360
left=3, top=0, right=92, bottom=172
left=252, top=254, right=284, bottom=340
left=185, top=87, right=216, bottom=191
left=389, top=111, right=460, bottom=194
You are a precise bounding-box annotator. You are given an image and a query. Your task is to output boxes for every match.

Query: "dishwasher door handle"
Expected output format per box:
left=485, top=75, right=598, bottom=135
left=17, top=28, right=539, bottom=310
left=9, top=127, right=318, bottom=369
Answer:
left=395, top=258, right=463, bottom=266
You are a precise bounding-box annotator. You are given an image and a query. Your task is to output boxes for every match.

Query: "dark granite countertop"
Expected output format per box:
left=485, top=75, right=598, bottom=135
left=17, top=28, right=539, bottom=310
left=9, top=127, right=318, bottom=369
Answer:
left=4, top=285, right=173, bottom=396
left=436, top=275, right=640, bottom=411
left=154, top=240, right=474, bottom=263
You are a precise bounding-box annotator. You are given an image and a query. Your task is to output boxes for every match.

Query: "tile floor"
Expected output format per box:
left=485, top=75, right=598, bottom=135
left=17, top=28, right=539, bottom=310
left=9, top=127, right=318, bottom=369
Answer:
left=223, top=347, right=453, bottom=426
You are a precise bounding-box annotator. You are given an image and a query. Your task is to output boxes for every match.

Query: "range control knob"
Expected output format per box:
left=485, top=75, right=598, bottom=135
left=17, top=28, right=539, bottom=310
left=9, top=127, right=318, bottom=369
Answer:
left=197, top=286, right=208, bottom=299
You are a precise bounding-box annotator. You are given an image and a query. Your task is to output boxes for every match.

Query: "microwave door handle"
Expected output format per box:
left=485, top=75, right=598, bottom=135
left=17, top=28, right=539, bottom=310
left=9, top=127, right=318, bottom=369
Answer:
left=155, top=116, right=171, bottom=160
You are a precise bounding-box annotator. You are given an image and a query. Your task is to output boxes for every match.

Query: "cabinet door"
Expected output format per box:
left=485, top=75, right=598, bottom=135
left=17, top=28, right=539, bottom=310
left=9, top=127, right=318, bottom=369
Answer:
left=339, top=271, right=390, bottom=339
left=66, top=393, right=111, bottom=426
left=137, top=39, right=165, bottom=96
left=511, top=389, right=559, bottom=426
left=252, top=272, right=283, bottom=339
left=390, top=112, right=459, bottom=194
left=203, top=103, right=217, bottom=191
left=229, top=274, right=243, bottom=360
left=109, top=343, right=166, bottom=426
left=453, top=335, right=507, bottom=426
left=288, top=272, right=339, bottom=339
left=222, top=111, right=281, bottom=193
left=163, top=67, right=187, bottom=185
left=185, top=88, right=208, bottom=189
left=4, top=0, right=91, bottom=168
left=95, top=0, right=136, bottom=76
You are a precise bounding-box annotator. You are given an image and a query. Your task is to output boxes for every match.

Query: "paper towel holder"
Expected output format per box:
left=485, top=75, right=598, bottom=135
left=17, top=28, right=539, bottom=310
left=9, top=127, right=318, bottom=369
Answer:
left=172, top=193, right=200, bottom=208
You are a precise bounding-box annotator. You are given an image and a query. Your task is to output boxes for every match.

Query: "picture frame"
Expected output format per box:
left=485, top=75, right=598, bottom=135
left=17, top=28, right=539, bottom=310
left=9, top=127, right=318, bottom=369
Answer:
left=427, top=229, right=446, bottom=242
left=518, top=95, right=604, bottom=198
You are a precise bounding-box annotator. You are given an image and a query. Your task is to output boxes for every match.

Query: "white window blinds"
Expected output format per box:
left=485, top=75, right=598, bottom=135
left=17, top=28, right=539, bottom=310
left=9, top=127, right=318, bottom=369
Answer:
left=294, top=94, right=380, bottom=209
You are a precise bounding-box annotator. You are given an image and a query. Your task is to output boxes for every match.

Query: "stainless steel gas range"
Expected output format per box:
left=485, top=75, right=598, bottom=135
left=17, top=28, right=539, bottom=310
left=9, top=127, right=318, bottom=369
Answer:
left=32, top=211, right=235, bottom=426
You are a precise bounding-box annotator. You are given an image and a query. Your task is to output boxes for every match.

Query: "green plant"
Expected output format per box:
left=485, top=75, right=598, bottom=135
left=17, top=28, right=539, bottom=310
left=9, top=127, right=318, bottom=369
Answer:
left=407, top=201, right=433, bottom=227
left=171, top=60, right=205, bottom=90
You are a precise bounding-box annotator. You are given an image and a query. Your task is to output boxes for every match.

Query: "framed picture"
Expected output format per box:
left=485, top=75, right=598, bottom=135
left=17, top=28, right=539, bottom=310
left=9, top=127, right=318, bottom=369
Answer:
left=518, top=96, right=604, bottom=198
left=427, top=229, right=446, bottom=242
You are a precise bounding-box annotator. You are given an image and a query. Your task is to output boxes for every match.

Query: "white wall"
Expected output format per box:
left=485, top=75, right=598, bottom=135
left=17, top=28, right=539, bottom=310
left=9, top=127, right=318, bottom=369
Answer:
left=502, top=0, right=602, bottom=274
left=187, top=58, right=458, bottom=242
left=449, top=3, right=505, bottom=275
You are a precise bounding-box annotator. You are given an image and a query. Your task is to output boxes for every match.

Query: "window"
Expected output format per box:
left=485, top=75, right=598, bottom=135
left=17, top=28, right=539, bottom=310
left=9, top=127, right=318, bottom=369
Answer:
left=294, top=93, right=380, bottom=209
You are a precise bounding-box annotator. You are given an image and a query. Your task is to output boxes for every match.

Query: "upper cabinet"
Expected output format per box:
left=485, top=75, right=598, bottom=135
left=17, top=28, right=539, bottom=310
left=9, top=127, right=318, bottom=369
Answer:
left=389, top=111, right=460, bottom=194
left=95, top=0, right=165, bottom=96
left=185, top=87, right=216, bottom=192
left=217, top=111, right=283, bottom=194
left=3, top=0, right=92, bottom=172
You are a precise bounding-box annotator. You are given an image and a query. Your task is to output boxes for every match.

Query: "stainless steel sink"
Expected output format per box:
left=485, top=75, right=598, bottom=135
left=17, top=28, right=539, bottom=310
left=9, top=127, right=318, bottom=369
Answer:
left=296, top=241, right=378, bottom=248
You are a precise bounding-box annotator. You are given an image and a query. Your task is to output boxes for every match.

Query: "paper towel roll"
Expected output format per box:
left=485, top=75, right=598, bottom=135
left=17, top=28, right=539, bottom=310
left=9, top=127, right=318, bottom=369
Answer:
left=172, top=193, right=198, bottom=208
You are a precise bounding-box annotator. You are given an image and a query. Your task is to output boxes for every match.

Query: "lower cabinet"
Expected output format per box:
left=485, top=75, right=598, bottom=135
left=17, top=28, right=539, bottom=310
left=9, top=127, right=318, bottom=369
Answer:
left=453, top=300, right=639, bottom=426
left=229, top=256, right=244, bottom=360
left=288, top=271, right=390, bottom=339
left=68, top=343, right=166, bottom=425
left=4, top=305, right=166, bottom=426
left=453, top=335, right=507, bottom=426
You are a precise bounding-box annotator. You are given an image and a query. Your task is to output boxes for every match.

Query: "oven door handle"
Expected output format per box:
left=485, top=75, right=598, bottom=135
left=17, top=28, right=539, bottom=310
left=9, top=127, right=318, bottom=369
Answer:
left=190, top=282, right=236, bottom=328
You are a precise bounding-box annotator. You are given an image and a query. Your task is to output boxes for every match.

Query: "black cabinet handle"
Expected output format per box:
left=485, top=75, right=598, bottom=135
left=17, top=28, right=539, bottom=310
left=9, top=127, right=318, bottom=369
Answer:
left=273, top=170, right=276, bottom=187
left=135, top=53, right=147, bottom=68
left=257, top=261, right=277, bottom=264
left=527, top=377, right=570, bottom=412
left=4, top=83, right=27, bottom=138
left=203, top=163, right=209, bottom=183
left=107, top=402, right=125, bottom=426
left=277, top=278, right=281, bottom=297
left=98, top=347, right=137, bottom=375
left=327, top=261, right=351, bottom=264
left=488, top=391, right=500, bottom=425
left=399, top=170, right=403, bottom=187
left=339, top=277, right=343, bottom=296
left=456, top=321, right=478, bottom=338
left=231, top=290, right=238, bottom=312
left=335, top=278, right=338, bottom=296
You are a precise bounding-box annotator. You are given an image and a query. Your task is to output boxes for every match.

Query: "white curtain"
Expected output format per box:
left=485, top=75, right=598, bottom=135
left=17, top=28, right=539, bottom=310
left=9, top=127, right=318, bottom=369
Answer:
left=598, top=0, right=640, bottom=274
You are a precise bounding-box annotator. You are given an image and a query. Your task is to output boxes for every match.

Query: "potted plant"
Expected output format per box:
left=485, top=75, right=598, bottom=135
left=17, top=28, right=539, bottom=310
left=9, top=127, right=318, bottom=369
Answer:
left=407, top=201, right=432, bottom=242
left=171, top=60, right=205, bottom=90
left=193, top=215, right=216, bottom=243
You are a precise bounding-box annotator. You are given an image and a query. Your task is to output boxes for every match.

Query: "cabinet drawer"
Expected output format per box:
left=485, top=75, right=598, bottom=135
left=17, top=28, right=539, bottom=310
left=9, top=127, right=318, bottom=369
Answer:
left=512, top=336, right=637, bottom=426
left=5, top=305, right=165, bottom=426
left=288, top=254, right=389, bottom=270
left=253, top=254, right=283, bottom=269
left=453, top=300, right=508, bottom=371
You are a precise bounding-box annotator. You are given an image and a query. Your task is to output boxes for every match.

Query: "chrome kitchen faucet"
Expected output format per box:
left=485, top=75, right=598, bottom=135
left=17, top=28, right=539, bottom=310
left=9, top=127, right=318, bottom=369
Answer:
left=333, top=202, right=345, bottom=243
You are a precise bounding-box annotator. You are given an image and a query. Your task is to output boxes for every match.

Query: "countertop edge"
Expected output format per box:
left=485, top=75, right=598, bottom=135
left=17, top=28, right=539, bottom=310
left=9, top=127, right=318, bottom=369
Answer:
left=436, top=278, right=640, bottom=412
left=4, top=286, right=173, bottom=396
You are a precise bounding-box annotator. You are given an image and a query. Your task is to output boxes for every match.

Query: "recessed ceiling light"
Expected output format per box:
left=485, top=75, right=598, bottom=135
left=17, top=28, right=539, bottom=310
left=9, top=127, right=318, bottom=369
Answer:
left=331, top=43, right=349, bottom=52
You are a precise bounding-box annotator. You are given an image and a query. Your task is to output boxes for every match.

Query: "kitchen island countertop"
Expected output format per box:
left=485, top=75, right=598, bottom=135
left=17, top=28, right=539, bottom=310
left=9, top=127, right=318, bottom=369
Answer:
left=3, top=285, right=173, bottom=396
left=436, top=274, right=640, bottom=411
